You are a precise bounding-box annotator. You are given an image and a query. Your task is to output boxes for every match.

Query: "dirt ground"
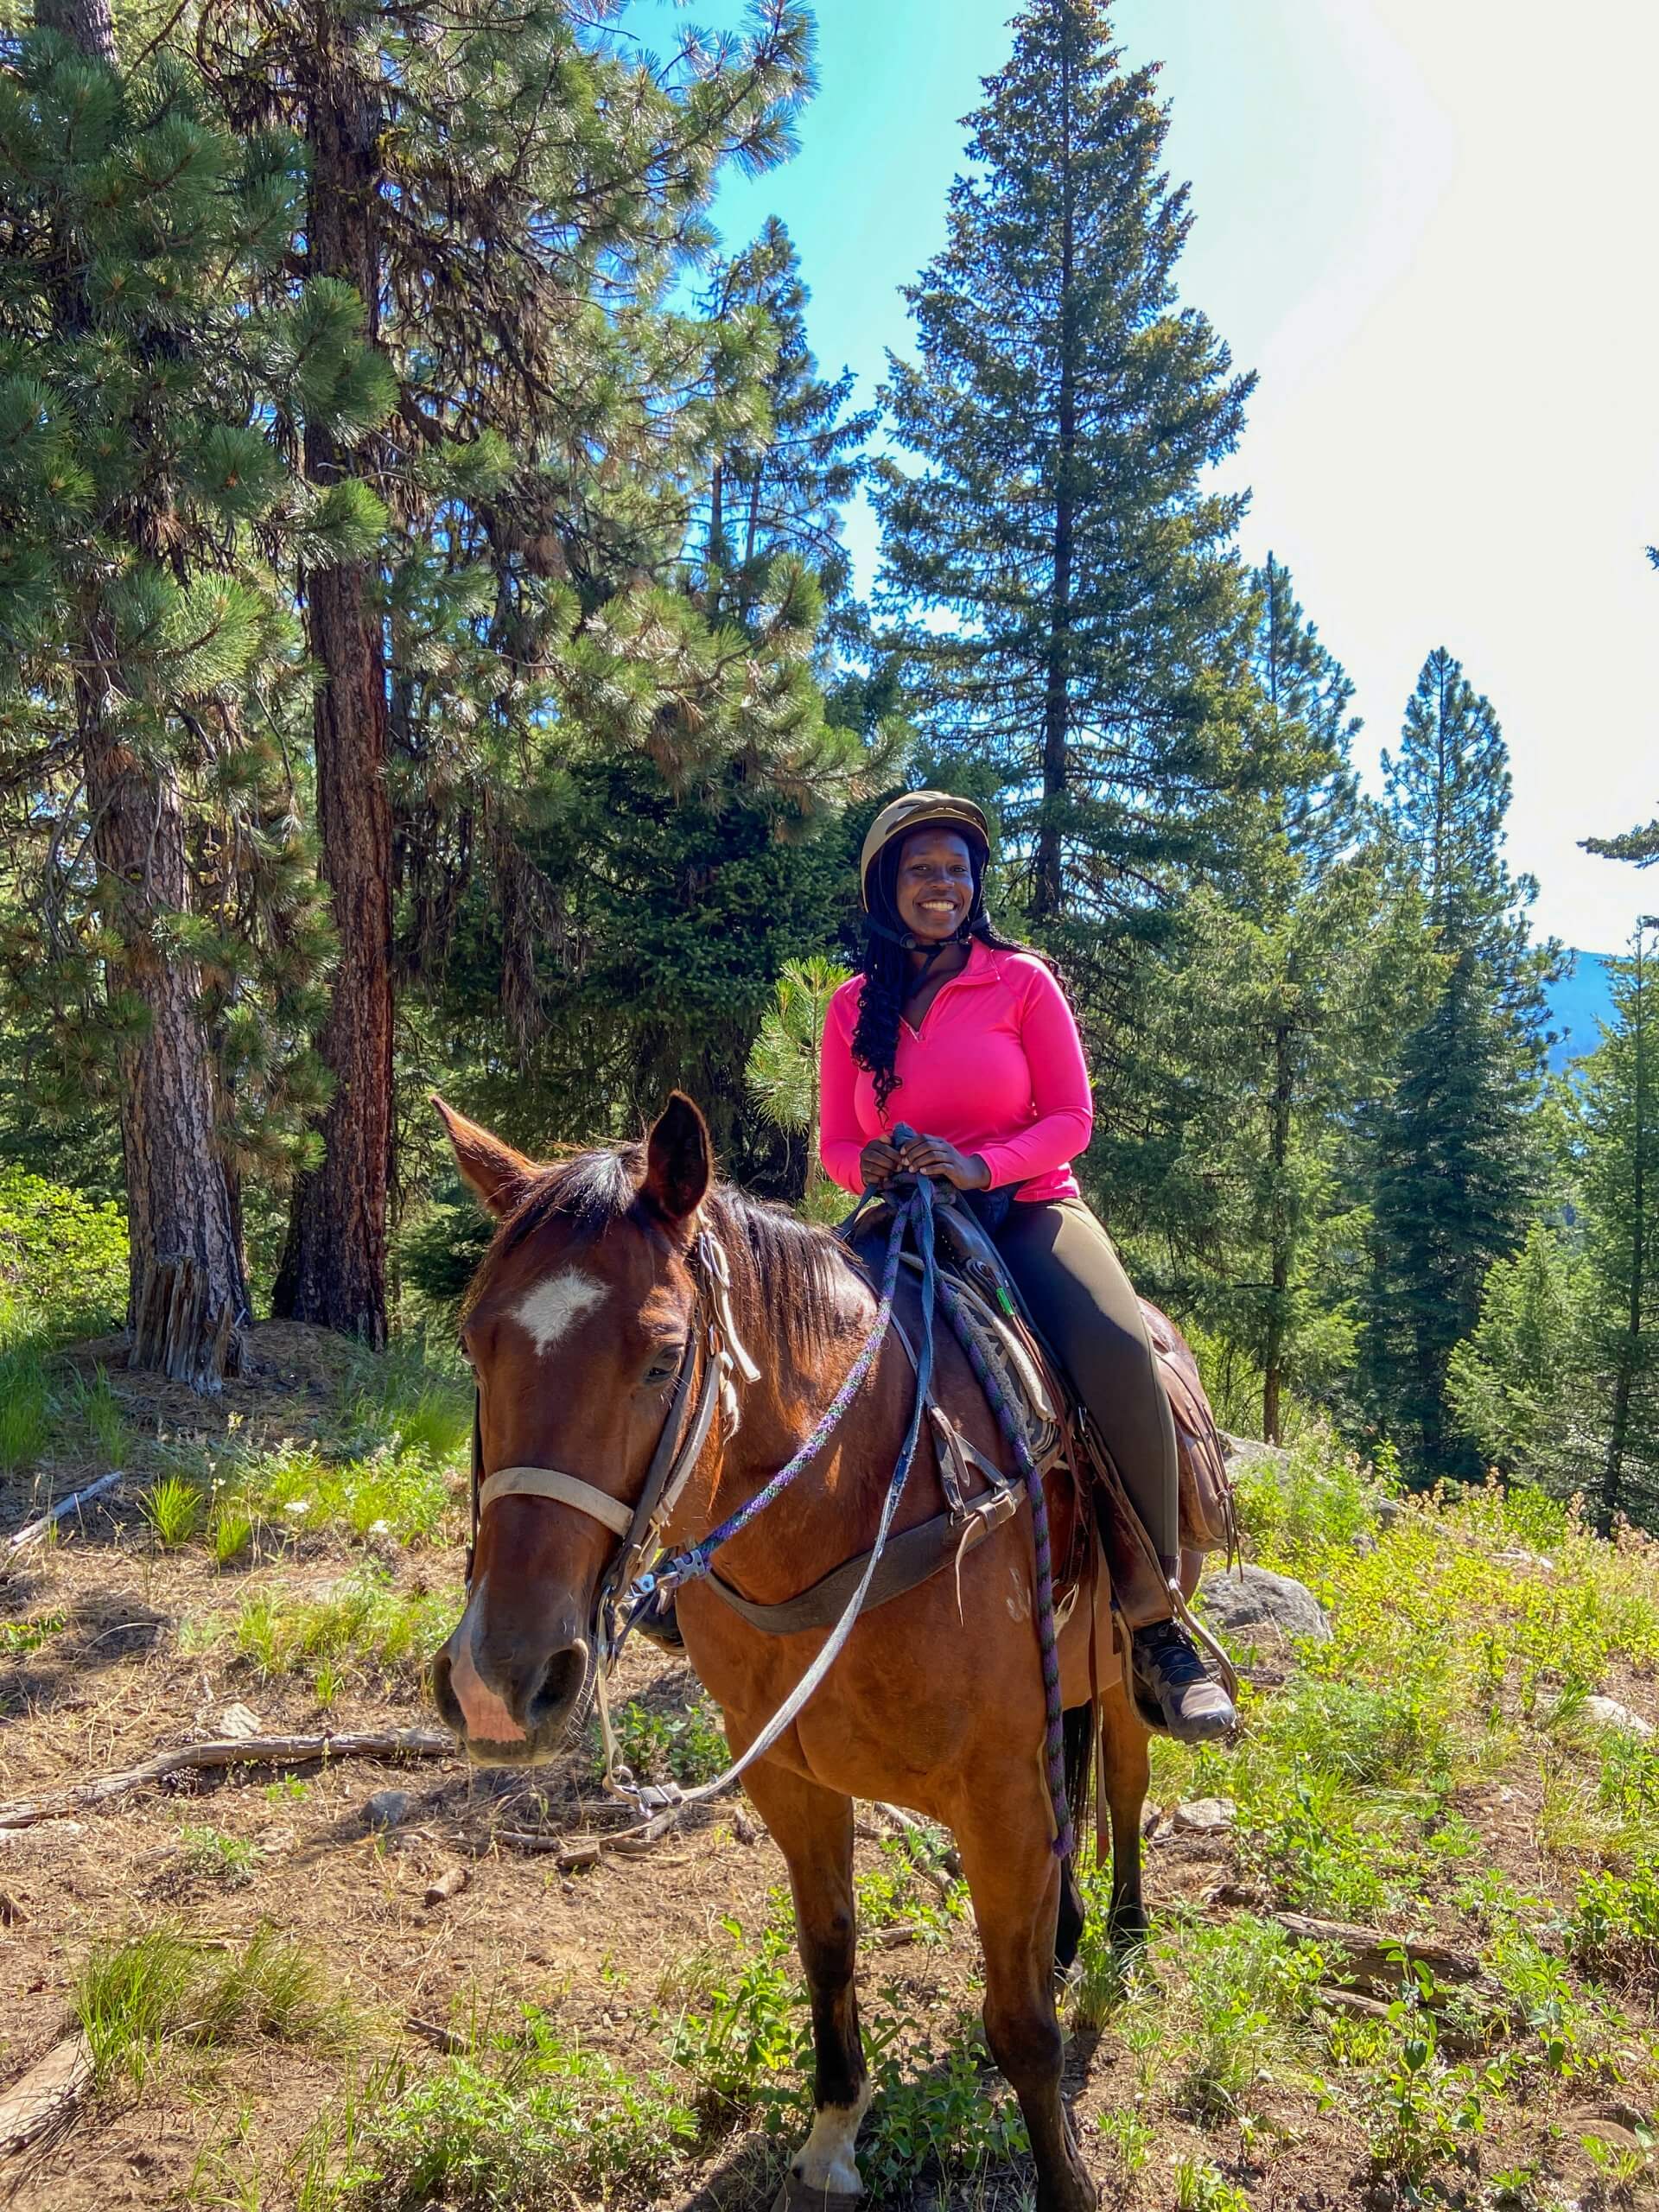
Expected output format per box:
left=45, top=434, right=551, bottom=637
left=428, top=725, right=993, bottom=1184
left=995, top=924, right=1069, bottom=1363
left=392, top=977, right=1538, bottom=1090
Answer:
left=0, top=1326, right=1651, bottom=2210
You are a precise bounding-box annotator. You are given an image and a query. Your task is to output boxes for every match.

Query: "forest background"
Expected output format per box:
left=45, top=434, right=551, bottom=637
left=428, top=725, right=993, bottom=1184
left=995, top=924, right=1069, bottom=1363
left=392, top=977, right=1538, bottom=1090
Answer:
left=1, top=0, right=1656, bottom=1531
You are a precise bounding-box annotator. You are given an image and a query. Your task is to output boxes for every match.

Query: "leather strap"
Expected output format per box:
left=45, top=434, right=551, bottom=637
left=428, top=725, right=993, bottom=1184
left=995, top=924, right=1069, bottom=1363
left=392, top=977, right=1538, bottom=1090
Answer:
left=478, top=1465, right=636, bottom=1537
left=702, top=1480, right=1020, bottom=1634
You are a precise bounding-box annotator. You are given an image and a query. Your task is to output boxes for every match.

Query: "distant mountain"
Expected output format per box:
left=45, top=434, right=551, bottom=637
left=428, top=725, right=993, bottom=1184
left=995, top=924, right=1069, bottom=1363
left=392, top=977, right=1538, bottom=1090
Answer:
left=1548, top=950, right=1617, bottom=1071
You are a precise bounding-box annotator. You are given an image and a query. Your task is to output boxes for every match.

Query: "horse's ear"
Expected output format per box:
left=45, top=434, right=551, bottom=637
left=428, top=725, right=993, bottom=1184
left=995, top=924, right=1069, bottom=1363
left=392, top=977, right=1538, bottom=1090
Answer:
left=643, top=1091, right=712, bottom=1224
left=432, top=1096, right=536, bottom=1219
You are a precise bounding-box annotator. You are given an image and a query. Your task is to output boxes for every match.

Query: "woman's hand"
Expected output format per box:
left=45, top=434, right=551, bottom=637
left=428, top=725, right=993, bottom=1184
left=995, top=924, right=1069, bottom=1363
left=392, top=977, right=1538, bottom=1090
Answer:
left=897, top=1134, right=992, bottom=1191
left=859, top=1138, right=902, bottom=1190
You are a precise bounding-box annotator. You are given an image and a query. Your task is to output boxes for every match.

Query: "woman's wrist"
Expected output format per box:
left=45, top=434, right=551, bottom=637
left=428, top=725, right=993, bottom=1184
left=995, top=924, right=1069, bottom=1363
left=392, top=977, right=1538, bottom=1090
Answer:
left=967, top=1154, right=993, bottom=1191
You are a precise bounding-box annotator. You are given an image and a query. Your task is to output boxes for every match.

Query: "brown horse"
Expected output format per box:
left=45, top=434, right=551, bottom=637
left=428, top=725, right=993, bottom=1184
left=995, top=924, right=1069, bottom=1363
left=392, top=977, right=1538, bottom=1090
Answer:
left=431, top=1091, right=1157, bottom=2212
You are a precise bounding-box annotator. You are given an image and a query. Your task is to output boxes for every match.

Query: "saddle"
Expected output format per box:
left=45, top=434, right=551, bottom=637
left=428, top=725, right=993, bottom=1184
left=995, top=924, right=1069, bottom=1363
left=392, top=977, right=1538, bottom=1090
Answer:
left=904, top=1191, right=1238, bottom=1575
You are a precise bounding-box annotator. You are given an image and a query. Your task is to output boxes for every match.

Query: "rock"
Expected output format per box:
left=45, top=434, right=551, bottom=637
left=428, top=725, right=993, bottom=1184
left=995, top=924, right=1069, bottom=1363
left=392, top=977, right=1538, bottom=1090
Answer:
left=1173, top=1796, right=1236, bottom=1834
left=1198, top=1563, right=1331, bottom=1643
left=1582, top=1694, right=1655, bottom=1738
left=1374, top=1496, right=1405, bottom=1528
left=423, top=1865, right=469, bottom=1907
left=216, top=1702, right=262, bottom=1739
left=365, top=1789, right=413, bottom=1831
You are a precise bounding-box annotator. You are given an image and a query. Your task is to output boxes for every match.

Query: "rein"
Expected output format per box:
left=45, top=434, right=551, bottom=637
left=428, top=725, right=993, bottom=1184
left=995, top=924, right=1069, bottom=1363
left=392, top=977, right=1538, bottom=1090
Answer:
left=467, top=1177, right=1076, bottom=1859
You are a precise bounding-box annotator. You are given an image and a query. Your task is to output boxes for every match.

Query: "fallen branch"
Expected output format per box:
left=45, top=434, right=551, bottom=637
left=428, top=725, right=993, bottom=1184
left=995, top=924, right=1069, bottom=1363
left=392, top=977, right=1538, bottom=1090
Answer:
left=498, top=1808, right=680, bottom=1867
left=1270, top=1911, right=1483, bottom=1988
left=0, top=2034, right=92, bottom=2158
left=406, top=2016, right=469, bottom=2056
left=6, top=1472, right=123, bottom=1554
left=0, top=1728, right=454, bottom=1831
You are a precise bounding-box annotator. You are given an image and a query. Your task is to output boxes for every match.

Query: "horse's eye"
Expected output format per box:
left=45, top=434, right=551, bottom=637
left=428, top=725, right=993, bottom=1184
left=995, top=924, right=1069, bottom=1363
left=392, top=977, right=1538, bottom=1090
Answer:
left=643, top=1347, right=683, bottom=1389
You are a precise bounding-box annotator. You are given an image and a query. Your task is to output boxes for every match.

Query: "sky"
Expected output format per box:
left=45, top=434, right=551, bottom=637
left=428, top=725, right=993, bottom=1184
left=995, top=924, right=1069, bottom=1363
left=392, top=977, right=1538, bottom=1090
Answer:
left=627, top=0, right=1659, bottom=953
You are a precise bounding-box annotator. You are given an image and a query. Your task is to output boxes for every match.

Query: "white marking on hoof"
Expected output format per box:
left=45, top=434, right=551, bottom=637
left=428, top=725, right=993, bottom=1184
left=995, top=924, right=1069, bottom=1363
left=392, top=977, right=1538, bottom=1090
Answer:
left=791, top=2081, right=872, bottom=2195
left=511, top=1268, right=605, bottom=1355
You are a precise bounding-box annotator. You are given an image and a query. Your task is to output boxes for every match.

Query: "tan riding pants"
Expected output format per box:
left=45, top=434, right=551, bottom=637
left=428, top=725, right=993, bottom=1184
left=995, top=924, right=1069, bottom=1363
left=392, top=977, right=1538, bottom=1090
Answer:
left=994, top=1198, right=1180, bottom=1576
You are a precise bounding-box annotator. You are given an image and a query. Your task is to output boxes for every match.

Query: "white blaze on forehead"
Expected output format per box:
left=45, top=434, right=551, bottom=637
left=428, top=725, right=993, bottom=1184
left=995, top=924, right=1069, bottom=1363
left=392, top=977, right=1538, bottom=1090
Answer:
left=510, top=1267, right=606, bottom=1355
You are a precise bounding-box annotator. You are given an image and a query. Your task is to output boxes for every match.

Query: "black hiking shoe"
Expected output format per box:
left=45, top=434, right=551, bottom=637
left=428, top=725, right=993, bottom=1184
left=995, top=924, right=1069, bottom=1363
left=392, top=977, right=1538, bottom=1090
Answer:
left=1131, top=1619, right=1236, bottom=1743
left=633, top=1585, right=684, bottom=1652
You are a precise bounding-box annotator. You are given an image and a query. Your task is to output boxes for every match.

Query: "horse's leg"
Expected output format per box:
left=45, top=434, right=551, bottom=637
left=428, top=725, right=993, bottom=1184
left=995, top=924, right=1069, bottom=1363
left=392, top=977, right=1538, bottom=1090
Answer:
left=957, top=1790, right=1096, bottom=2212
left=1098, top=1677, right=1152, bottom=1947
left=1054, top=1704, right=1093, bottom=1973
left=741, top=1758, right=869, bottom=2204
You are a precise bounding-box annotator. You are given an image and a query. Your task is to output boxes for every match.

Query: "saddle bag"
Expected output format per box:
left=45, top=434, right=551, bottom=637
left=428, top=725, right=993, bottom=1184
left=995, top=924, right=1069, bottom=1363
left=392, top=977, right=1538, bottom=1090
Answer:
left=1139, top=1299, right=1239, bottom=1560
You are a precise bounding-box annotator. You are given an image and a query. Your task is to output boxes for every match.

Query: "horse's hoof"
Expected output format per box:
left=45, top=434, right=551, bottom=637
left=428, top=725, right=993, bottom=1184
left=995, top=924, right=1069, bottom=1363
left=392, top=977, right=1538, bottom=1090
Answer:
left=770, top=2179, right=865, bottom=2212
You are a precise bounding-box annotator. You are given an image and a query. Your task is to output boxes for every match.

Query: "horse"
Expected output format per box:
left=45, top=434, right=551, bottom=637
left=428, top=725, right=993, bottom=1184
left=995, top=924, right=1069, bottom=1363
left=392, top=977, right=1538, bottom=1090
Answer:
left=429, top=1090, right=1160, bottom=2212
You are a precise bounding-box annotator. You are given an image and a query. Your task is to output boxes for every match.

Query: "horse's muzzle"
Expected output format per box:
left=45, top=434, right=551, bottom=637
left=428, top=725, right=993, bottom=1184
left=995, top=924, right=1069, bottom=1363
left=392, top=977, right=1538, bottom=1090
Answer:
left=431, top=1597, right=595, bottom=1765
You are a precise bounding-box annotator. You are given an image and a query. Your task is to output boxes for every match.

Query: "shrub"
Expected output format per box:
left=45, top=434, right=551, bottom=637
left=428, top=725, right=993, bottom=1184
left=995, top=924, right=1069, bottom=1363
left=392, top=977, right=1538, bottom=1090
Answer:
left=0, top=1166, right=127, bottom=1347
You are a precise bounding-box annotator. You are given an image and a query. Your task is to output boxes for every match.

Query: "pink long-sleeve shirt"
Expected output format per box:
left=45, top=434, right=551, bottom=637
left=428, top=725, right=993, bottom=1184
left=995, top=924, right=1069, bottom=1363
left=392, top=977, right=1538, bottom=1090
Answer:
left=819, top=940, right=1093, bottom=1205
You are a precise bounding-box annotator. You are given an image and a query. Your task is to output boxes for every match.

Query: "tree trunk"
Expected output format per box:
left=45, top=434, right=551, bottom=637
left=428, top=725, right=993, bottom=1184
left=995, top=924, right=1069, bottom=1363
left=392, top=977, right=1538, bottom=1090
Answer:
left=1031, top=21, right=1076, bottom=925
left=272, top=37, right=392, bottom=1346
left=80, top=645, right=251, bottom=1390
left=37, top=0, right=115, bottom=60
left=44, top=0, right=249, bottom=1393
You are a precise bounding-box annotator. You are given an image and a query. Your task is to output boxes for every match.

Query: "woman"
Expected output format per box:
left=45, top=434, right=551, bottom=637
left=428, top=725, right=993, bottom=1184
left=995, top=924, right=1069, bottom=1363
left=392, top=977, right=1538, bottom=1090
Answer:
left=820, top=790, right=1236, bottom=1743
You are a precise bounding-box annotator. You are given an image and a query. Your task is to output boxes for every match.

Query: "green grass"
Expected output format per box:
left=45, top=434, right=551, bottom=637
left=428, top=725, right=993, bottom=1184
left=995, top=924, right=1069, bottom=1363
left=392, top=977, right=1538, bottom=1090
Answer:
left=292, top=2010, right=697, bottom=2212
left=327, top=1338, right=472, bottom=1465
left=0, top=1340, right=51, bottom=1472
left=145, top=1471, right=205, bottom=1548
left=73, top=1923, right=342, bottom=2092
left=177, top=1823, right=260, bottom=1889
left=182, top=1566, right=457, bottom=1687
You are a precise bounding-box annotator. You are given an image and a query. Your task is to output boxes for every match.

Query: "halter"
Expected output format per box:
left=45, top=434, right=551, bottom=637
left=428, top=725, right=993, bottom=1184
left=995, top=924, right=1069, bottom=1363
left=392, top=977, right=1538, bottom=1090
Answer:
left=467, top=1226, right=760, bottom=1639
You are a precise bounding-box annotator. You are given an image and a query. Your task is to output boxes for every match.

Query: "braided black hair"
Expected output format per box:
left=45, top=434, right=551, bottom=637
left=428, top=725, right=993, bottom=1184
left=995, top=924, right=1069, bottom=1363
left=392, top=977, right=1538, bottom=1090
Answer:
left=849, top=833, right=1044, bottom=1118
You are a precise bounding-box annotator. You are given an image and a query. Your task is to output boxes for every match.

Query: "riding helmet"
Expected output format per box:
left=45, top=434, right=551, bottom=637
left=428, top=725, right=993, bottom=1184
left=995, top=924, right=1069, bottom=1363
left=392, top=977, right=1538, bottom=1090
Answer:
left=858, top=790, right=991, bottom=912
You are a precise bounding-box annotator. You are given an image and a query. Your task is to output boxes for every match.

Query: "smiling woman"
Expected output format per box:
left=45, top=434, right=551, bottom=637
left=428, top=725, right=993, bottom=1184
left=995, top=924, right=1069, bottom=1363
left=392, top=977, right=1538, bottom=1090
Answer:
left=823, top=790, right=1236, bottom=1745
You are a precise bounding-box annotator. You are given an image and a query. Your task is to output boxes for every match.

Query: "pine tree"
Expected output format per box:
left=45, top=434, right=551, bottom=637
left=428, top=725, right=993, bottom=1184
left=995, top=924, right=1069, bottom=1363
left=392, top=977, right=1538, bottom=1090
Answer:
left=700, top=216, right=875, bottom=656
left=874, top=0, right=1269, bottom=985
left=1362, top=649, right=1557, bottom=1473
left=0, top=15, right=376, bottom=1385
left=188, top=0, right=820, bottom=1339
left=1580, top=926, right=1659, bottom=1531
left=1142, top=562, right=1425, bottom=1440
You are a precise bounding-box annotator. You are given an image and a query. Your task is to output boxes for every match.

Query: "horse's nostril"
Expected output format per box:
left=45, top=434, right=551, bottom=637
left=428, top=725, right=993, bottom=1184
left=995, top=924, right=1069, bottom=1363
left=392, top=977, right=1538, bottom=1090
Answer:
left=524, top=1643, right=590, bottom=1735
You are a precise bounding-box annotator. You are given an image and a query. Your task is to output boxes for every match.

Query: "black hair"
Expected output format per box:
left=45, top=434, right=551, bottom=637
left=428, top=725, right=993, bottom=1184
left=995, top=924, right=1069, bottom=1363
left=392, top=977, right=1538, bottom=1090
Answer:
left=849, top=824, right=1048, bottom=1117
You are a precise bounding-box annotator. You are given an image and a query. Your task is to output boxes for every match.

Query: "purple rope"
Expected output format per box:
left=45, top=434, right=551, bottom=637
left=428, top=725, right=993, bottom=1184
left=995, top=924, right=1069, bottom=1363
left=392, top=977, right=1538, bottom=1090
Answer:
left=936, top=1275, right=1075, bottom=1862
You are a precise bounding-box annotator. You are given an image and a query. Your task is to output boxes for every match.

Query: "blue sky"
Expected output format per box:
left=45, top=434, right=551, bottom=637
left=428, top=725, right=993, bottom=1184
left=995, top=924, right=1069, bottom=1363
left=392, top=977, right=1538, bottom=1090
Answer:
left=626, top=0, right=1659, bottom=953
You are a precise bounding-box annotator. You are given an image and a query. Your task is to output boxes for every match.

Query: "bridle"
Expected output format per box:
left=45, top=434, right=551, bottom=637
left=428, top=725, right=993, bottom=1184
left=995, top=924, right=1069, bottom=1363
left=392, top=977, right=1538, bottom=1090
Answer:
left=466, top=1226, right=760, bottom=1672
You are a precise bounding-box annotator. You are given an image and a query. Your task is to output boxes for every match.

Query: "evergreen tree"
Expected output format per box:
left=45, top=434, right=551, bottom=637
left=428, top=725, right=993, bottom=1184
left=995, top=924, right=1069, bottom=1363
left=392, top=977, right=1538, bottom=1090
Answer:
left=699, top=216, right=875, bottom=655
left=1446, top=1219, right=1592, bottom=1482
left=874, top=0, right=1273, bottom=995
left=1141, top=561, right=1424, bottom=1440
left=1362, top=649, right=1557, bottom=1473
left=188, top=0, right=822, bottom=1339
left=0, top=16, right=377, bottom=1385
left=1579, top=926, right=1659, bottom=1530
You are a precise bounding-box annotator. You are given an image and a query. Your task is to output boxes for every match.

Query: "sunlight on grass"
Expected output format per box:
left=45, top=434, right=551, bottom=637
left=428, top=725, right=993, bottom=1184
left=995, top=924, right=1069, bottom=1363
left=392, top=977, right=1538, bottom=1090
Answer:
left=144, top=1471, right=205, bottom=1548
left=73, top=1923, right=347, bottom=2091
left=182, top=1566, right=457, bottom=1686
left=0, top=1339, right=50, bottom=1472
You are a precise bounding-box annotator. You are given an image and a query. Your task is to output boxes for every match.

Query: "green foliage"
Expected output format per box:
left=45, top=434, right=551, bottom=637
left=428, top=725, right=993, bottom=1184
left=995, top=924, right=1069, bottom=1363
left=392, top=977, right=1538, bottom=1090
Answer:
left=0, top=1340, right=50, bottom=1471
left=177, top=1823, right=260, bottom=1889
left=294, top=2015, right=698, bottom=2212
left=73, top=1923, right=339, bottom=2091
left=144, top=1471, right=204, bottom=1548
left=599, top=1694, right=728, bottom=1789
left=0, top=1167, right=128, bottom=1345
left=184, top=1567, right=456, bottom=1685
left=744, top=955, right=851, bottom=1212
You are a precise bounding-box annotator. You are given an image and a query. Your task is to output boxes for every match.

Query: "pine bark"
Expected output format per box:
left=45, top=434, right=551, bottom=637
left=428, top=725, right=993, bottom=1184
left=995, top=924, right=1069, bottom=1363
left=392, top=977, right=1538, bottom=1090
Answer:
left=272, top=37, right=392, bottom=1346
left=44, top=0, right=250, bottom=1391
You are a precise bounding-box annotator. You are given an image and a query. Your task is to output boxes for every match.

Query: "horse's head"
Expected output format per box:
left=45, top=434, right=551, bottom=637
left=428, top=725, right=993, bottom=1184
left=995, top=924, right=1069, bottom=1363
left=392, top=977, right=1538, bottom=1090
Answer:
left=429, top=1090, right=715, bottom=1764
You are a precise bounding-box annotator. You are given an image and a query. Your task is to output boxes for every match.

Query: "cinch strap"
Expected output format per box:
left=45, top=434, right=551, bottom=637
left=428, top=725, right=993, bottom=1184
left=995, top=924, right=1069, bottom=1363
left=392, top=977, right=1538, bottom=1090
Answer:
left=478, top=1465, right=634, bottom=1538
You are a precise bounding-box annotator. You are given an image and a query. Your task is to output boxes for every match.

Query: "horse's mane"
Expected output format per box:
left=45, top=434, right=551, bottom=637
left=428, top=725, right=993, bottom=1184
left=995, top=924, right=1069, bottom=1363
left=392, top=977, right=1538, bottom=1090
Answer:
left=460, top=1143, right=859, bottom=1363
